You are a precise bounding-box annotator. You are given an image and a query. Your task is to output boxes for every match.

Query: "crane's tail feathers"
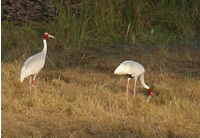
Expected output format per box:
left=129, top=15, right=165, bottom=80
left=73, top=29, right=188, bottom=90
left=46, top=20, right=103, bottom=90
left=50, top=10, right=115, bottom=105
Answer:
left=20, top=75, right=24, bottom=82
left=147, top=96, right=151, bottom=102
left=20, top=78, right=24, bottom=82
left=114, top=68, right=125, bottom=75
left=114, top=68, right=119, bottom=74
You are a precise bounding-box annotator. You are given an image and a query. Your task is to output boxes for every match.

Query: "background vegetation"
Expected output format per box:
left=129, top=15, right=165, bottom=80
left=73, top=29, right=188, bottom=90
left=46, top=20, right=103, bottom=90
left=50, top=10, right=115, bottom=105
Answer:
left=2, top=0, right=200, bottom=55
left=2, top=0, right=200, bottom=137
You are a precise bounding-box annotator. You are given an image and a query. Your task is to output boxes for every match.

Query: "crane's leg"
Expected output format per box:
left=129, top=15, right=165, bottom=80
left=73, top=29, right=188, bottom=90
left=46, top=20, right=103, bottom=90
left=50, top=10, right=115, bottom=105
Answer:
left=29, top=75, right=36, bottom=95
left=126, top=78, right=131, bottom=99
left=32, top=75, right=36, bottom=87
left=133, top=79, right=137, bottom=99
left=29, top=76, right=32, bottom=95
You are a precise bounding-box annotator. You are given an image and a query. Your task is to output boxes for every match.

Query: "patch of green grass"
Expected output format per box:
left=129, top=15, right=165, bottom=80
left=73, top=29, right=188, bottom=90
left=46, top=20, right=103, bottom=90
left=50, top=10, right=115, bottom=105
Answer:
left=48, top=0, right=199, bottom=46
left=2, top=0, right=199, bottom=55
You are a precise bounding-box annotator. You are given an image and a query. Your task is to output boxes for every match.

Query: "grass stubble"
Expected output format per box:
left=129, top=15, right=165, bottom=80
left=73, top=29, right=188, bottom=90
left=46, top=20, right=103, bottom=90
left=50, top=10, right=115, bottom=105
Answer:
left=2, top=43, right=200, bottom=137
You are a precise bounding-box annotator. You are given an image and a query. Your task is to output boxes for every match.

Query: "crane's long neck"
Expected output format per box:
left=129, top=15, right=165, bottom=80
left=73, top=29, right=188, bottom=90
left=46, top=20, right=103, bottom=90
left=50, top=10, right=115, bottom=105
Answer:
left=139, top=74, right=149, bottom=89
left=42, top=39, right=47, bottom=55
left=139, top=74, right=153, bottom=98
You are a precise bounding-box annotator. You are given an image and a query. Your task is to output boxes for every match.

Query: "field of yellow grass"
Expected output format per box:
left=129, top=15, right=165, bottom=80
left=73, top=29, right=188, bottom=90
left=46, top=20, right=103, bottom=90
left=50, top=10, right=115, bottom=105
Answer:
left=2, top=44, right=200, bottom=137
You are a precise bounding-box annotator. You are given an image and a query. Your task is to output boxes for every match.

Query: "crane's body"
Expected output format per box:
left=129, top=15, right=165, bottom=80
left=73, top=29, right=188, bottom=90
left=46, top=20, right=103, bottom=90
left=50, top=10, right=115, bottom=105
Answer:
left=20, top=44, right=46, bottom=83
left=20, top=33, right=55, bottom=93
left=114, top=60, right=145, bottom=79
left=114, top=60, right=153, bottom=102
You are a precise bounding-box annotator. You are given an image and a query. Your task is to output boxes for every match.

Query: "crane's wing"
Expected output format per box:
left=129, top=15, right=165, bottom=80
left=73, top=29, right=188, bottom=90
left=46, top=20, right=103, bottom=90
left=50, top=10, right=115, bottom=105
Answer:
left=20, top=52, right=45, bottom=82
left=114, top=60, right=145, bottom=77
left=21, top=56, right=34, bottom=72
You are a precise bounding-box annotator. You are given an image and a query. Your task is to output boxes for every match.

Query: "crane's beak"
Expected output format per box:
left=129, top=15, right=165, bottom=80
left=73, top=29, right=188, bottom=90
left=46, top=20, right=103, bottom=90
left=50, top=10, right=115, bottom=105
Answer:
left=147, top=88, right=153, bottom=102
left=146, top=96, right=151, bottom=102
left=48, top=34, right=55, bottom=39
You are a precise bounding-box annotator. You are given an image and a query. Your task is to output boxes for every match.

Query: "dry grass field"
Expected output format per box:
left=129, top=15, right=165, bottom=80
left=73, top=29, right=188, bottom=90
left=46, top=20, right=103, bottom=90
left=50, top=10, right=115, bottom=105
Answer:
left=2, top=0, right=200, bottom=136
left=2, top=43, right=200, bottom=137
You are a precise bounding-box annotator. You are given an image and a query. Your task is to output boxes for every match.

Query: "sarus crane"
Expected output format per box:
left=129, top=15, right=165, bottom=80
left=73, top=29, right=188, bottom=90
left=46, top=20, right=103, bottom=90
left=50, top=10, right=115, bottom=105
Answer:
left=114, top=60, right=153, bottom=102
left=20, top=32, right=55, bottom=93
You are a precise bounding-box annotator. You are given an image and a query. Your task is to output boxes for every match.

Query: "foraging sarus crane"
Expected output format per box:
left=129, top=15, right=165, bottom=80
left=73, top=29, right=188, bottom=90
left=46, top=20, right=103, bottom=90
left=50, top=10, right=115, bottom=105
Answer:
left=114, top=60, right=153, bottom=102
left=20, top=33, right=55, bottom=93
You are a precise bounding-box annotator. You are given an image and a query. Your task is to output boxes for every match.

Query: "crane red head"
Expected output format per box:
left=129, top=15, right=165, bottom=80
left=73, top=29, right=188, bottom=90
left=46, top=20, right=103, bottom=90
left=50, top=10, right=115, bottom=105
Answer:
left=42, top=33, right=55, bottom=40
left=147, top=88, right=153, bottom=102
left=148, top=88, right=153, bottom=96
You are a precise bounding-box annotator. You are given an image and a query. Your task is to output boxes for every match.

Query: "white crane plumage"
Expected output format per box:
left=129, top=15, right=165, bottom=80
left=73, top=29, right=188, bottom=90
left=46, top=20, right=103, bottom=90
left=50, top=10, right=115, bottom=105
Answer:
left=114, top=60, right=153, bottom=102
left=20, top=33, right=55, bottom=93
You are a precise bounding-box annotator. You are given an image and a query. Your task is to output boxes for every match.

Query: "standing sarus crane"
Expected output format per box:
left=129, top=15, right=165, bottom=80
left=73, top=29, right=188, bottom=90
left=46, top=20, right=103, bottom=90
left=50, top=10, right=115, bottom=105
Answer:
left=20, top=33, right=55, bottom=93
left=114, top=60, right=153, bottom=102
